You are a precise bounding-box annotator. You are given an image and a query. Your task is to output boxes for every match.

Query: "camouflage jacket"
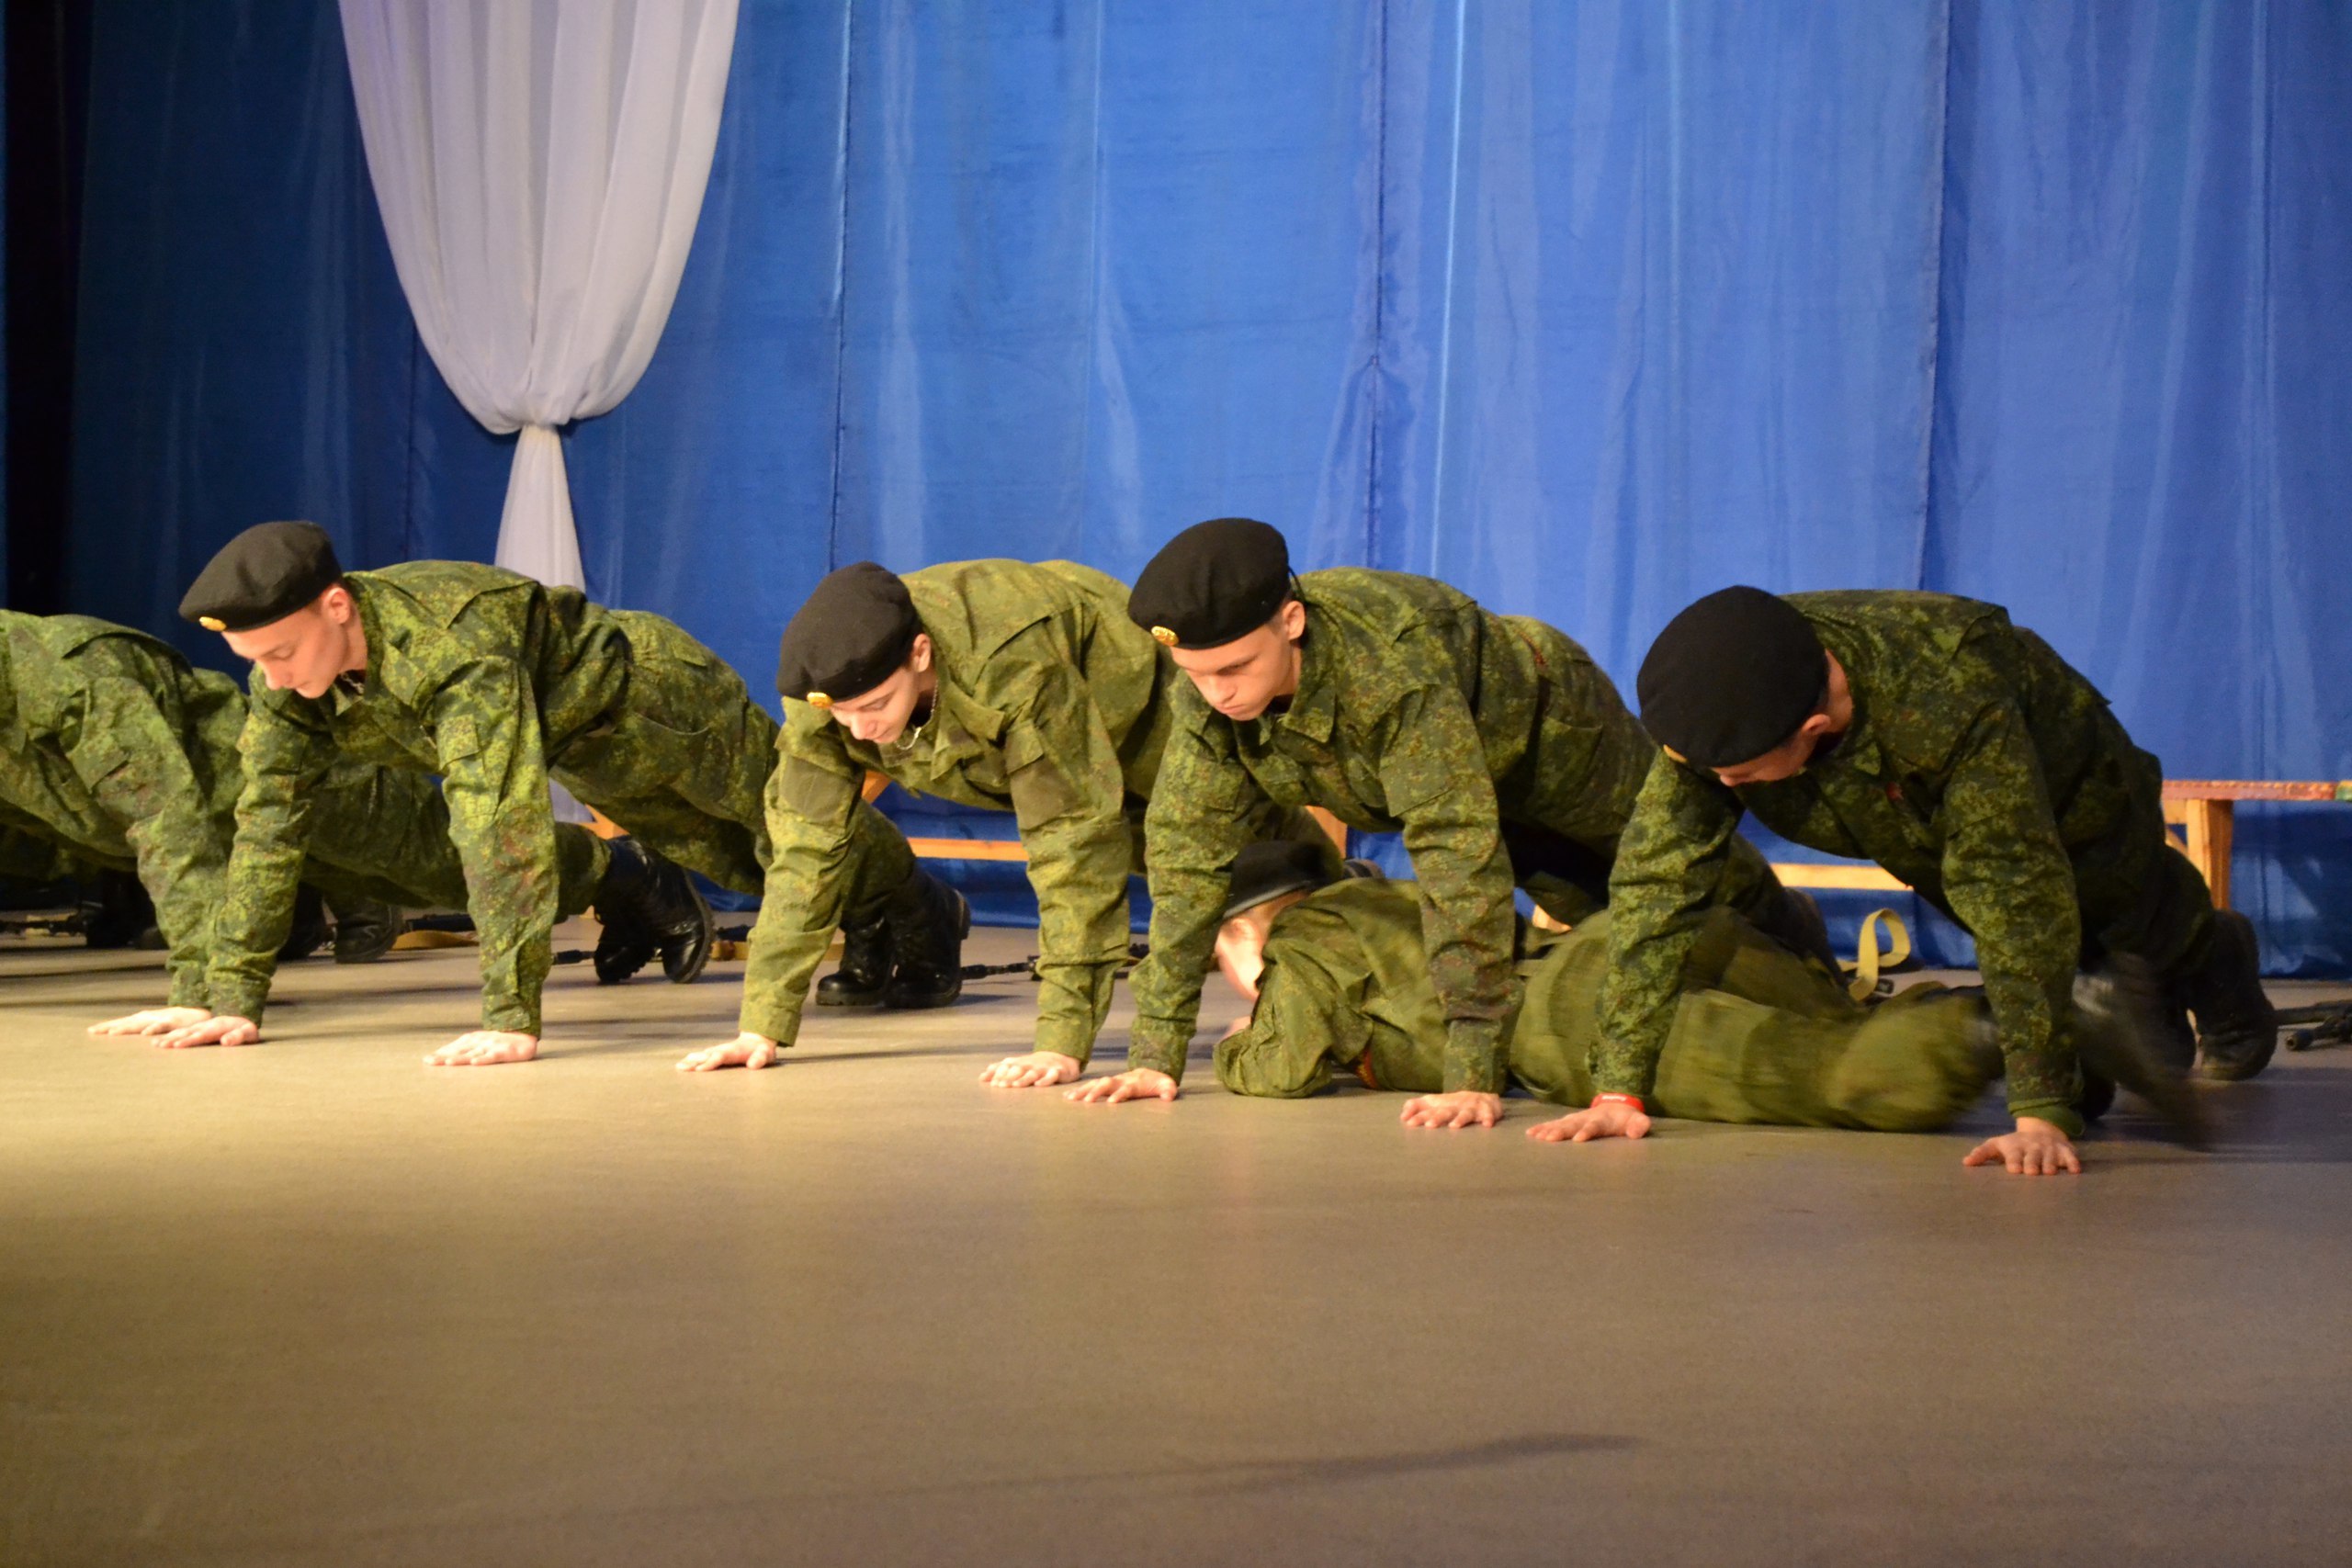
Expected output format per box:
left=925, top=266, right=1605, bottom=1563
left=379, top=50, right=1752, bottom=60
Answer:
left=1132, top=570, right=1649, bottom=1094
left=1598, top=591, right=2159, bottom=1133
left=742, top=560, right=1170, bottom=1060
left=0, top=611, right=250, bottom=1006
left=214, top=562, right=638, bottom=1034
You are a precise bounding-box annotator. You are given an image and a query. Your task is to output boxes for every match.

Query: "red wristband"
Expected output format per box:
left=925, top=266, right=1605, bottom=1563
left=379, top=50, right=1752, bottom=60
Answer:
left=1591, top=1092, right=1645, bottom=1111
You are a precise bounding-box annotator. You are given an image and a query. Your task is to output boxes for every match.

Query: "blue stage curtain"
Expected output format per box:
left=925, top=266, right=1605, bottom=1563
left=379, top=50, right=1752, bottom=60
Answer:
left=67, top=0, right=502, bottom=664
left=67, top=1, right=2352, bottom=967
left=1917, top=1, right=2352, bottom=972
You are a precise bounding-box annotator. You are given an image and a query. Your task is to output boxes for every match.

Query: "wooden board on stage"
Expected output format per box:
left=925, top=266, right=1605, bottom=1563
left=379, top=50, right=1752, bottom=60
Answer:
left=616, top=771, right=2352, bottom=917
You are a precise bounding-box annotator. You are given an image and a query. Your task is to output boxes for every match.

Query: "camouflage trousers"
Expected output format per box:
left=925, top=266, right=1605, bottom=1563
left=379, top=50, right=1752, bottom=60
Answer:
left=1498, top=909, right=1993, bottom=1131
left=300, top=760, right=610, bottom=920
left=2030, top=757, right=2214, bottom=985
left=547, top=610, right=776, bottom=897
left=4, top=765, right=604, bottom=926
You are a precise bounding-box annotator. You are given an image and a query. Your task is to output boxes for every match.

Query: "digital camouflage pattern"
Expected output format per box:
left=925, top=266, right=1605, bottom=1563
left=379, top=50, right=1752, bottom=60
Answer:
left=1217, top=879, right=1996, bottom=1129
left=0, top=608, right=588, bottom=1010
left=1599, top=591, right=2211, bottom=1135
left=744, top=560, right=1170, bottom=1058
left=1131, top=569, right=1785, bottom=1095
left=216, top=563, right=775, bottom=1035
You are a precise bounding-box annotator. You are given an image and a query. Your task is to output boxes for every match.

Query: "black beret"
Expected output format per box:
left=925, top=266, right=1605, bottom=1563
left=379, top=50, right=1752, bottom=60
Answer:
left=1222, top=837, right=1344, bottom=919
left=178, top=521, right=345, bottom=633
left=775, top=562, right=921, bottom=708
left=1636, top=586, right=1828, bottom=769
left=1128, top=517, right=1296, bottom=650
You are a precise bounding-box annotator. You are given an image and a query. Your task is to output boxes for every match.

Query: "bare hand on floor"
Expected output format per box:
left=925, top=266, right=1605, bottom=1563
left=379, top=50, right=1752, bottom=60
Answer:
left=1064, top=1067, right=1180, bottom=1105
left=1962, top=1116, right=2081, bottom=1176
left=676, top=1032, right=781, bottom=1072
left=143, top=1012, right=262, bottom=1049
left=424, top=1031, right=538, bottom=1066
left=978, top=1050, right=1082, bottom=1089
left=87, top=1006, right=213, bottom=1039
left=1399, top=1089, right=1504, bottom=1130
left=1526, top=1099, right=1653, bottom=1144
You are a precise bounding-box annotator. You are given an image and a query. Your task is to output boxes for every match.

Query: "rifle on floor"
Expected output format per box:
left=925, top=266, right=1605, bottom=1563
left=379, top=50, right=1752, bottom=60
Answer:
left=2276, top=1001, right=2352, bottom=1053
left=546, top=936, right=1151, bottom=980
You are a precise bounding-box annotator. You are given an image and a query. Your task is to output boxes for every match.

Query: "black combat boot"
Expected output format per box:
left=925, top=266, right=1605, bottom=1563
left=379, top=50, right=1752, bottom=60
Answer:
left=2145, top=987, right=2200, bottom=1076
left=592, top=836, right=715, bottom=985
left=328, top=897, right=402, bottom=964
left=2180, top=908, right=2278, bottom=1082
left=881, top=869, right=970, bottom=1010
left=815, top=914, right=891, bottom=1007
left=1763, top=886, right=1841, bottom=974
left=2073, top=958, right=2206, bottom=1147
left=592, top=838, right=656, bottom=983
left=81, top=871, right=162, bottom=951
left=276, top=885, right=332, bottom=961
left=642, top=849, right=716, bottom=985
left=2075, top=1069, right=2117, bottom=1125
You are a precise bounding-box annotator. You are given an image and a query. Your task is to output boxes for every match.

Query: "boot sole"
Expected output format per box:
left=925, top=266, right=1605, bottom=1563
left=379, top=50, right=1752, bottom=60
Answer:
left=815, top=989, right=887, bottom=1009
left=883, top=989, right=964, bottom=1010
left=594, top=952, right=653, bottom=985
left=333, top=922, right=403, bottom=964
left=2187, top=911, right=2277, bottom=1082
left=2194, top=1038, right=2278, bottom=1082
left=592, top=923, right=654, bottom=985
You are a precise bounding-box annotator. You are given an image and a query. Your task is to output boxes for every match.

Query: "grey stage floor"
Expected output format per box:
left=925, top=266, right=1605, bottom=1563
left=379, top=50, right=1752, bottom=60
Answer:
left=4, top=921, right=2349, bottom=1567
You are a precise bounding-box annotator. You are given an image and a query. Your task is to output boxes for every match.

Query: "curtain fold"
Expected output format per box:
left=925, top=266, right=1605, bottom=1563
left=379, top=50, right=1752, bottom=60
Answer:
left=338, top=0, right=738, bottom=588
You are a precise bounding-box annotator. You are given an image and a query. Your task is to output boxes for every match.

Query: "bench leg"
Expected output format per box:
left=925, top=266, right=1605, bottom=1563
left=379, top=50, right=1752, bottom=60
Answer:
left=2164, top=798, right=2233, bottom=909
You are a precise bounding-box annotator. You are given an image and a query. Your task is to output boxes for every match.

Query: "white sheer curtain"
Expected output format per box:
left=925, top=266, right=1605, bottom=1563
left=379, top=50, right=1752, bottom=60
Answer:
left=339, top=0, right=739, bottom=589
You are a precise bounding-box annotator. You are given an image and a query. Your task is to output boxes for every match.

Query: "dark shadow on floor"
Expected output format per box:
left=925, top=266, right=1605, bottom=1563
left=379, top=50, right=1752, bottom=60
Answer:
left=1191, top=1432, right=1639, bottom=1494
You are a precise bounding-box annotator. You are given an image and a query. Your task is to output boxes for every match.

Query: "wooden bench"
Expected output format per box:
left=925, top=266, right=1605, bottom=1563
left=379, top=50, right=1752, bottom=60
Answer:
left=878, top=777, right=2352, bottom=916
left=2155, top=780, right=2352, bottom=908
left=1763, top=780, right=2352, bottom=912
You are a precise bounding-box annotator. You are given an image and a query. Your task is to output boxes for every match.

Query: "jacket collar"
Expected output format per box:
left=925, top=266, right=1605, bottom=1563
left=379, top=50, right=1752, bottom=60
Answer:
left=1267, top=626, right=1337, bottom=745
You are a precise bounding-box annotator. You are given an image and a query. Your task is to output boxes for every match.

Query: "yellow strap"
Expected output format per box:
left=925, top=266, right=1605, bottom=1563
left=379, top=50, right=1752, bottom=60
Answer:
left=1841, top=907, right=1914, bottom=1000
left=390, top=930, right=475, bottom=951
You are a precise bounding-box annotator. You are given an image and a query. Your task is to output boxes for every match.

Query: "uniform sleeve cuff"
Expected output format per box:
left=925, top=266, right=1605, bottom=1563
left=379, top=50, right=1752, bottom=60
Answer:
left=1441, top=1023, right=1508, bottom=1095
left=739, top=1000, right=804, bottom=1046
left=2008, top=1099, right=2086, bottom=1140
left=1031, top=1021, right=1093, bottom=1068
left=209, top=982, right=268, bottom=1026
left=1589, top=1030, right=1668, bottom=1099
left=1125, top=1024, right=1191, bottom=1081
left=482, top=1002, right=542, bottom=1037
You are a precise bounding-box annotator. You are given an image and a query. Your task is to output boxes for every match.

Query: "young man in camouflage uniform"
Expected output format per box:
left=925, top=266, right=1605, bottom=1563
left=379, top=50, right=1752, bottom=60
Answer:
left=1069, top=518, right=1828, bottom=1125
left=1207, top=841, right=2190, bottom=1158
left=165, top=521, right=763, bottom=1066
left=1566, top=586, right=2268, bottom=1176
left=0, top=607, right=614, bottom=1037
left=677, top=558, right=1154, bottom=1086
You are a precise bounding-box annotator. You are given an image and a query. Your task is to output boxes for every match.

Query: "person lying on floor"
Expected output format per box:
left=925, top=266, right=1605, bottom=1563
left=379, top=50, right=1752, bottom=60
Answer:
left=1204, top=841, right=2200, bottom=1172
